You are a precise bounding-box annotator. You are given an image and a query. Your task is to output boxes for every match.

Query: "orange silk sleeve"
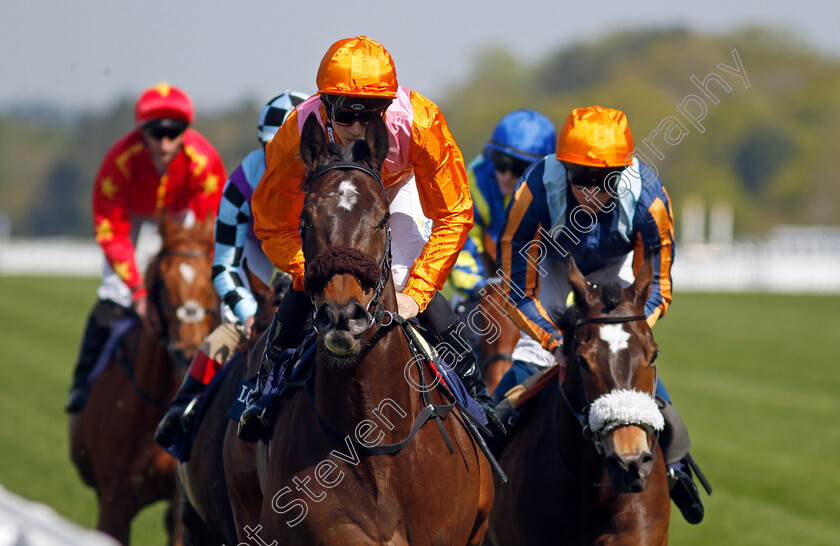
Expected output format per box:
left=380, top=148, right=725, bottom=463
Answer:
left=402, top=92, right=473, bottom=311
left=252, top=109, right=308, bottom=291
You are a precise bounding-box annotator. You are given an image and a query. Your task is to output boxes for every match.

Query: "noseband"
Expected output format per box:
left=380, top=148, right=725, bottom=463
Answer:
left=301, top=162, right=393, bottom=331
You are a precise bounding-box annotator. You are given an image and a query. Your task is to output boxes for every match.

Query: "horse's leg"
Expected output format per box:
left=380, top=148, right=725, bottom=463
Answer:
left=97, top=496, right=134, bottom=546
left=223, top=421, right=263, bottom=542
left=166, top=485, right=186, bottom=546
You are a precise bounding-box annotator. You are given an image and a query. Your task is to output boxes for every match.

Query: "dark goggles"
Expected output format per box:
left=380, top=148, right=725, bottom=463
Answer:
left=490, top=150, right=531, bottom=178
left=328, top=103, right=387, bottom=126
left=561, top=161, right=625, bottom=190
left=143, top=119, right=188, bottom=140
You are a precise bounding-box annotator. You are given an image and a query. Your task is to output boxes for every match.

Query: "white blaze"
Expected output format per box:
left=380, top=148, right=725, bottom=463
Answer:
left=179, top=263, right=196, bottom=285
left=337, top=180, right=358, bottom=211
left=599, top=324, right=630, bottom=354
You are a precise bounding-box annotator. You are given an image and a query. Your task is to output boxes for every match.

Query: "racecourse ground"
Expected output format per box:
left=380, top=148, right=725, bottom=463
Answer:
left=0, top=276, right=837, bottom=545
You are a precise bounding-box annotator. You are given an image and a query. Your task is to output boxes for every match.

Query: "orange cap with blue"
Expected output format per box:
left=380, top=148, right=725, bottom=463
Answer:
left=316, top=36, right=398, bottom=99
left=135, top=82, right=194, bottom=126
left=556, top=106, right=634, bottom=168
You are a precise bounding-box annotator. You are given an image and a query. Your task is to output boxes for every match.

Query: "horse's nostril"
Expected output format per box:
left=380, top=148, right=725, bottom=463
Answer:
left=314, top=303, right=338, bottom=333
left=342, top=302, right=372, bottom=335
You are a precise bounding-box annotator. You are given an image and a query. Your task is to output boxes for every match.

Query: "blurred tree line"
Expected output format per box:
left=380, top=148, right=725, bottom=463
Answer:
left=1, top=26, right=838, bottom=238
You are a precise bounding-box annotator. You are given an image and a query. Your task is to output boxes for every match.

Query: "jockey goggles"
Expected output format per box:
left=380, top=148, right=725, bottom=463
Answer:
left=490, top=150, right=531, bottom=178
left=322, top=94, right=392, bottom=126
left=562, top=160, right=625, bottom=190
left=143, top=118, right=188, bottom=140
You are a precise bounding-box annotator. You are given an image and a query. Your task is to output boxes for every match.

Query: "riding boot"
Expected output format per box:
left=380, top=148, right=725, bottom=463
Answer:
left=154, top=374, right=207, bottom=449
left=418, top=292, right=505, bottom=438
left=238, top=288, right=311, bottom=442
left=657, top=389, right=706, bottom=524
left=64, top=299, right=122, bottom=413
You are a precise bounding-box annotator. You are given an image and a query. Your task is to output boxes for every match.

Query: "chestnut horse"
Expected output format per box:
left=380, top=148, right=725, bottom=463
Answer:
left=225, top=112, right=494, bottom=545
left=487, top=258, right=670, bottom=545
left=175, top=270, right=282, bottom=545
left=69, top=211, right=219, bottom=545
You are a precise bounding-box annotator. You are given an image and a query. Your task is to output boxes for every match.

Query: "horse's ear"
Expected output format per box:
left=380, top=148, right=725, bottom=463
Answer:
left=300, top=113, right=328, bottom=170
left=625, top=252, right=654, bottom=310
left=566, top=256, right=596, bottom=310
left=364, top=113, right=389, bottom=172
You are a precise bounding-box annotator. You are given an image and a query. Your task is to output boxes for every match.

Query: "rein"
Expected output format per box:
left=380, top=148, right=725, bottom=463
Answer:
left=303, top=314, right=459, bottom=456
left=556, top=312, right=660, bottom=488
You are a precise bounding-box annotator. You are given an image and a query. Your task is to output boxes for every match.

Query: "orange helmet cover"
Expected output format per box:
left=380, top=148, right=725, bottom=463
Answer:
left=556, top=106, right=634, bottom=168
left=135, top=82, right=194, bottom=126
left=316, top=36, right=398, bottom=98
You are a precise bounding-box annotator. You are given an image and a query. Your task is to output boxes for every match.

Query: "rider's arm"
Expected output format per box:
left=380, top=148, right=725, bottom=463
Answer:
left=497, top=166, right=563, bottom=352
left=212, top=161, right=259, bottom=325
left=92, top=138, right=146, bottom=300
left=182, top=131, right=227, bottom=221
left=632, top=169, right=675, bottom=328
left=252, top=110, right=308, bottom=291
left=403, top=91, right=474, bottom=312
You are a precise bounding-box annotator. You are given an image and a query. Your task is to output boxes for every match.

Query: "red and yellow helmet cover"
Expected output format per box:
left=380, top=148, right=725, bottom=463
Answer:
left=135, top=82, right=194, bottom=126
left=556, top=106, right=634, bottom=168
left=316, top=36, right=398, bottom=99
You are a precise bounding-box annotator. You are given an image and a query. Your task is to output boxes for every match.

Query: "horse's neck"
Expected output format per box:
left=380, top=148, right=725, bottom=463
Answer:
left=313, top=327, right=419, bottom=440
left=130, top=326, right=176, bottom=395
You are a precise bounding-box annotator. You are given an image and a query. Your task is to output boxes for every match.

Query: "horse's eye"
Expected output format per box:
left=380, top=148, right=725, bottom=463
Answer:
left=301, top=215, right=312, bottom=229
left=576, top=354, right=591, bottom=373
left=649, top=348, right=659, bottom=366
left=378, top=212, right=390, bottom=230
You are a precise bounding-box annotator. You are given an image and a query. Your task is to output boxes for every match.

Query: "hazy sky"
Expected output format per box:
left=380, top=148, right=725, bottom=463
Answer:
left=1, top=0, right=838, bottom=113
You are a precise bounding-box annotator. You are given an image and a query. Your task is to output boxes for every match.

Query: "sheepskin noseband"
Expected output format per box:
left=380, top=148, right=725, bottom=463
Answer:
left=588, top=389, right=664, bottom=435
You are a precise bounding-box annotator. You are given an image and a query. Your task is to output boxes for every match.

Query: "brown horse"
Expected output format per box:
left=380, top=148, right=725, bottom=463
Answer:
left=469, top=278, right=520, bottom=395
left=69, top=211, right=219, bottom=545
left=225, top=112, right=494, bottom=545
left=175, top=270, right=281, bottom=545
left=487, top=258, right=670, bottom=545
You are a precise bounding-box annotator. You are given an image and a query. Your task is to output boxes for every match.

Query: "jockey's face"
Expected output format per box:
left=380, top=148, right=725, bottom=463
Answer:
left=141, top=119, right=187, bottom=172
left=330, top=118, right=367, bottom=146
left=327, top=102, right=387, bottom=146
left=495, top=169, right=519, bottom=197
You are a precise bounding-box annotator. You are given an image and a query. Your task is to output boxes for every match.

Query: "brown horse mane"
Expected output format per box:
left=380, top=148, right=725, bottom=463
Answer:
left=304, top=244, right=381, bottom=295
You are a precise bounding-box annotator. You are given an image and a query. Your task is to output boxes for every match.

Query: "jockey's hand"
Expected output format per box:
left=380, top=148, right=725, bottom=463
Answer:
left=134, top=294, right=159, bottom=334
left=396, top=293, right=420, bottom=319
left=553, top=341, right=567, bottom=368
left=243, top=315, right=256, bottom=339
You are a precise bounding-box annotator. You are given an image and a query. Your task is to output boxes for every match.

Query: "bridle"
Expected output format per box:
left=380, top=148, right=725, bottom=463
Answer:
left=151, top=249, right=218, bottom=362
left=299, top=161, right=394, bottom=332
left=556, top=312, right=660, bottom=488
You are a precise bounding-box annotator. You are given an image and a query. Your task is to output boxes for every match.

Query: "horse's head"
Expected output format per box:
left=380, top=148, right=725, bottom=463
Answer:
left=146, top=209, right=220, bottom=368
left=557, top=257, right=663, bottom=493
left=298, top=112, right=392, bottom=365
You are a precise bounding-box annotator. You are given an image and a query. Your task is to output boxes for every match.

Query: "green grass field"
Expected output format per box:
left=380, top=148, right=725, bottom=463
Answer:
left=1, top=275, right=838, bottom=545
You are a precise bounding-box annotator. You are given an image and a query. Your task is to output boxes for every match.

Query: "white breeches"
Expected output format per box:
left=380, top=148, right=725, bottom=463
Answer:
left=385, top=174, right=433, bottom=292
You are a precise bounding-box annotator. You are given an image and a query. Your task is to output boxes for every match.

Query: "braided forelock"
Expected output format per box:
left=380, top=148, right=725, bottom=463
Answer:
left=304, top=245, right=381, bottom=295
